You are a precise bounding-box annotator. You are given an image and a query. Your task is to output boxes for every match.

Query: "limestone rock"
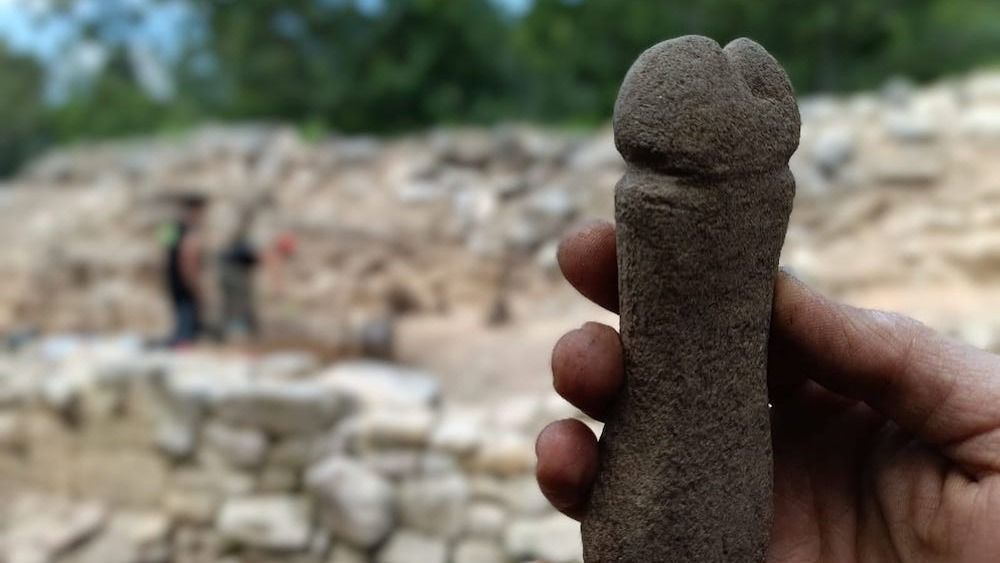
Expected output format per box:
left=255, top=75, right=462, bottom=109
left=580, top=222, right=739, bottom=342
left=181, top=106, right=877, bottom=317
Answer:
left=305, top=457, right=395, bottom=548
left=810, top=126, right=855, bottom=177
left=504, top=514, right=582, bottom=563
left=216, top=381, right=349, bottom=435
left=398, top=474, right=469, bottom=538
left=351, top=407, right=435, bottom=449
left=203, top=422, right=268, bottom=469
left=430, top=407, right=484, bottom=455
left=470, top=431, right=535, bottom=477
left=65, top=511, right=171, bottom=563
left=0, top=500, right=107, bottom=563
left=326, top=545, right=369, bottom=563
left=961, top=107, right=1000, bottom=140
left=318, top=361, right=440, bottom=409
left=463, top=502, right=507, bottom=539
left=498, top=477, right=549, bottom=516
left=375, top=531, right=447, bottom=563
left=453, top=539, right=507, bottom=563
left=216, top=495, right=312, bottom=551
left=254, top=351, right=320, bottom=380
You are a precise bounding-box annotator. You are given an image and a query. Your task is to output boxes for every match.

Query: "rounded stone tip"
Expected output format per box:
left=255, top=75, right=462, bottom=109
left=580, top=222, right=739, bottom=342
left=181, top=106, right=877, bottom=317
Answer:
left=613, top=35, right=801, bottom=178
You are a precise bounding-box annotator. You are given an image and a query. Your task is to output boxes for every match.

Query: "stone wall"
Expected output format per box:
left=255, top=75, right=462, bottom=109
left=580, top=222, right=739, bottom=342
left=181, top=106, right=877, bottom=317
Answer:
left=0, top=338, right=588, bottom=563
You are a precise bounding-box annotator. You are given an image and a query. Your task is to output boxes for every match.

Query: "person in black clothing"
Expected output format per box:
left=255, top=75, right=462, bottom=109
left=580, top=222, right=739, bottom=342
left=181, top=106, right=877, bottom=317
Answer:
left=164, top=195, right=207, bottom=347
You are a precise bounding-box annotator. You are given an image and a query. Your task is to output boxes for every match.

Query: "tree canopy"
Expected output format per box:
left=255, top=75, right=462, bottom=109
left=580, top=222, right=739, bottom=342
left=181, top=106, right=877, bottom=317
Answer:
left=1, top=0, right=999, bottom=177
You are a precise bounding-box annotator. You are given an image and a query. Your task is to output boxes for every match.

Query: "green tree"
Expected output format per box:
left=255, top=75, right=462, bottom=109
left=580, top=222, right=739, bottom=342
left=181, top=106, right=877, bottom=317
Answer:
left=512, top=0, right=1000, bottom=120
left=206, top=0, right=516, bottom=132
left=0, top=45, right=48, bottom=178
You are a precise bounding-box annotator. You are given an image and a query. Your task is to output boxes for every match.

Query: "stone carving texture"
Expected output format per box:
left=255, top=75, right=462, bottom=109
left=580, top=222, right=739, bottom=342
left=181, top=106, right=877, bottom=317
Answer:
left=582, top=36, right=800, bottom=562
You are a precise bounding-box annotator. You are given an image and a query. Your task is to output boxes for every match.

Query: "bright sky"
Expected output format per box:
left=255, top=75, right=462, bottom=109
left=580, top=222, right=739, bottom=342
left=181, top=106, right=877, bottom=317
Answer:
left=0, top=0, right=194, bottom=59
left=0, top=0, right=200, bottom=101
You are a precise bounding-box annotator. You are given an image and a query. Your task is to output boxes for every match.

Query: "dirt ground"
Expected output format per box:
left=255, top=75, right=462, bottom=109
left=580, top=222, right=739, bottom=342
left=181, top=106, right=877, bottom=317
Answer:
left=397, top=290, right=617, bottom=403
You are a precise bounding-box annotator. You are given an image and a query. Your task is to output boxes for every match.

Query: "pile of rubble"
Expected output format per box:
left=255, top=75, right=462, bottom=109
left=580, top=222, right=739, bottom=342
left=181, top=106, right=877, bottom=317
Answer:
left=0, top=124, right=614, bottom=345
left=2, top=72, right=1000, bottom=346
left=0, top=337, right=589, bottom=563
left=783, top=72, right=1000, bottom=346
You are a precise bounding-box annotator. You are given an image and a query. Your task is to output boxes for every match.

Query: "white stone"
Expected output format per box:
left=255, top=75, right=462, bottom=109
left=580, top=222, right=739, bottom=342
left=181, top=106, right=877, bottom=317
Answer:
left=0, top=501, right=107, bottom=563
left=216, top=495, right=312, bottom=551
left=463, top=502, right=507, bottom=539
left=965, top=72, right=1000, bottom=103
left=68, top=511, right=171, bottom=563
left=810, top=126, right=856, bottom=176
left=525, top=188, right=575, bottom=221
left=216, top=381, right=350, bottom=435
left=375, top=531, right=447, bottom=563
left=151, top=382, right=205, bottom=460
left=305, top=456, right=395, bottom=548
left=254, top=351, right=320, bottom=380
left=430, top=407, right=485, bottom=455
left=567, top=130, right=621, bottom=170
left=164, top=489, right=219, bottom=525
left=39, top=368, right=84, bottom=415
left=203, top=422, right=268, bottom=469
left=318, top=361, right=440, bottom=409
left=884, top=109, right=940, bottom=143
left=500, top=477, right=550, bottom=516
left=504, top=514, right=582, bottom=563
left=398, top=474, right=469, bottom=538
left=353, top=408, right=435, bottom=448
left=490, top=396, right=542, bottom=433
left=873, top=155, right=944, bottom=184
left=327, top=545, right=369, bottom=563
left=155, top=416, right=199, bottom=460
left=960, top=107, right=1000, bottom=140
left=471, top=431, right=535, bottom=476
left=453, top=539, right=506, bottom=563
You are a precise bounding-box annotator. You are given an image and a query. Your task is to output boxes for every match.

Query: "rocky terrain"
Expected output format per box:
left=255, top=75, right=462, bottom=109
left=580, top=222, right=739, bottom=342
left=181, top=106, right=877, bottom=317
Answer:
left=2, top=70, right=1000, bottom=563
left=2, top=73, right=1000, bottom=351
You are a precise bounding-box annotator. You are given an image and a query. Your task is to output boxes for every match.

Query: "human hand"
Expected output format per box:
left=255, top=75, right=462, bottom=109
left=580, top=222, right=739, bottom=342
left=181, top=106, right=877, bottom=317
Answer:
left=538, top=220, right=1000, bottom=562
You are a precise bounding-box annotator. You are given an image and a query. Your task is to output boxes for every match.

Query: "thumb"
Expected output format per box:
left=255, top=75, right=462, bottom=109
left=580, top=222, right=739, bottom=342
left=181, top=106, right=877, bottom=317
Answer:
left=769, top=272, right=1000, bottom=475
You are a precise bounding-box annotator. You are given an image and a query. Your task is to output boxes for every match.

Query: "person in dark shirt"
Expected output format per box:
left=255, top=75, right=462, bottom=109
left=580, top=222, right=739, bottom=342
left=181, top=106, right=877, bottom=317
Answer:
left=164, top=194, right=207, bottom=347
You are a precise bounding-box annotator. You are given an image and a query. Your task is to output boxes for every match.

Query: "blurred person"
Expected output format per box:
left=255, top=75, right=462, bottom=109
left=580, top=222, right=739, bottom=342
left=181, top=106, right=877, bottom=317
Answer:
left=218, top=208, right=261, bottom=341
left=538, top=221, right=1000, bottom=561
left=162, top=194, right=207, bottom=347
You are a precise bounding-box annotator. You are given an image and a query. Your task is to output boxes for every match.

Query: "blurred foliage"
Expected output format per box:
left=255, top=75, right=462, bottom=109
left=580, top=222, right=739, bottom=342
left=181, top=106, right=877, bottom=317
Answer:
left=48, top=51, right=201, bottom=141
left=208, top=0, right=518, bottom=132
left=2, top=0, right=1000, bottom=177
left=0, top=45, right=48, bottom=177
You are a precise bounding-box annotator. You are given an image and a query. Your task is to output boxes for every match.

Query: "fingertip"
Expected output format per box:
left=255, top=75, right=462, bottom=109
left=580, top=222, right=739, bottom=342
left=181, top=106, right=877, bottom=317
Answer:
left=536, top=419, right=599, bottom=520
left=551, top=322, right=624, bottom=420
left=557, top=220, right=619, bottom=313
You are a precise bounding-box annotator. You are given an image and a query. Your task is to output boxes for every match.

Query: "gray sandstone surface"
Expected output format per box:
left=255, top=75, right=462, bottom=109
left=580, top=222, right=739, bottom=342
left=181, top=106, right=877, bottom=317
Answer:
left=582, top=36, right=799, bottom=562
